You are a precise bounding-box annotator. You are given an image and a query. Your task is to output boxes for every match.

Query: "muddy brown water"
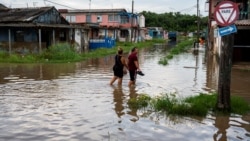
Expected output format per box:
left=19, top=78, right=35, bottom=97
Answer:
left=0, top=44, right=249, bottom=141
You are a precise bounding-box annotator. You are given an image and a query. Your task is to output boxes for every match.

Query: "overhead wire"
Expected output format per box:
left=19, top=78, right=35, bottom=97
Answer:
left=177, top=5, right=197, bottom=14
left=44, top=0, right=78, bottom=9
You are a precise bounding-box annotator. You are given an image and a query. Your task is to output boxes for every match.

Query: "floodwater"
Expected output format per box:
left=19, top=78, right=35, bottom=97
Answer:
left=0, top=43, right=249, bottom=141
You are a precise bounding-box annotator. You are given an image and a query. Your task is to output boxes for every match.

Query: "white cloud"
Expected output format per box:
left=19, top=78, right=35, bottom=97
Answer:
left=1, top=0, right=208, bottom=16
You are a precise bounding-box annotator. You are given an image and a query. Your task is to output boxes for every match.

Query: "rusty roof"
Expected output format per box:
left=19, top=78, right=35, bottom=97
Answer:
left=235, top=19, right=250, bottom=26
left=0, top=7, right=54, bottom=23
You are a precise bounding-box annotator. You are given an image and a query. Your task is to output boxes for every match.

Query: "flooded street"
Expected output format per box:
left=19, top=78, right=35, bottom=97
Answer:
left=0, top=43, right=249, bottom=141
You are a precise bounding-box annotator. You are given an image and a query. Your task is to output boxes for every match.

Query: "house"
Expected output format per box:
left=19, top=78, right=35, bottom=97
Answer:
left=0, top=3, right=7, bottom=9
left=0, top=6, right=80, bottom=54
left=207, top=0, right=250, bottom=62
left=147, top=27, right=167, bottom=39
left=59, top=8, right=145, bottom=49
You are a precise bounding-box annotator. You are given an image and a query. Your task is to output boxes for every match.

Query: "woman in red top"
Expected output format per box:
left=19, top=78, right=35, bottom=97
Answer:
left=128, top=47, right=141, bottom=86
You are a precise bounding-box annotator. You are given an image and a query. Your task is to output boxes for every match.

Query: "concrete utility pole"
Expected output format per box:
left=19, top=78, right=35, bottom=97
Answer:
left=214, top=0, right=239, bottom=111
left=217, top=34, right=234, bottom=111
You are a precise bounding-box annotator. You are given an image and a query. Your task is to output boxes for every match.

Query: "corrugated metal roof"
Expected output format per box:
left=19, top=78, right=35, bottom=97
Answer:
left=59, top=8, right=127, bottom=14
left=235, top=19, right=250, bottom=26
left=0, top=7, right=53, bottom=23
left=0, top=23, right=70, bottom=28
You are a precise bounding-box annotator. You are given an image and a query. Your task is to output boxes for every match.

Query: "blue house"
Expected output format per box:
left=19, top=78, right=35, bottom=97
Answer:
left=147, top=27, right=166, bottom=39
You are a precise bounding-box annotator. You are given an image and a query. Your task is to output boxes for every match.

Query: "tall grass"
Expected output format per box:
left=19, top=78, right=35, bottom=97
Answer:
left=158, top=38, right=194, bottom=65
left=0, top=39, right=164, bottom=63
left=40, top=43, right=81, bottom=62
left=128, top=93, right=250, bottom=117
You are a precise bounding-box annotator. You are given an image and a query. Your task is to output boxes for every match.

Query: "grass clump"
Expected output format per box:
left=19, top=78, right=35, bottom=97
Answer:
left=231, top=96, right=250, bottom=114
left=158, top=58, right=168, bottom=65
left=128, top=94, right=151, bottom=109
left=158, top=38, right=194, bottom=65
left=128, top=93, right=250, bottom=117
left=40, top=43, right=81, bottom=62
left=0, top=50, right=39, bottom=63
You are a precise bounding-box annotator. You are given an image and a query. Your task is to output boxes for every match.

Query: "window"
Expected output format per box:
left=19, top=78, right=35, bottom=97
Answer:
left=59, top=32, right=66, bottom=41
left=120, top=16, right=129, bottom=24
left=97, top=15, right=102, bottom=22
left=108, top=14, right=119, bottom=22
left=108, top=14, right=113, bottom=21
left=86, top=14, right=91, bottom=22
left=65, top=15, right=76, bottom=22
left=15, top=31, right=24, bottom=42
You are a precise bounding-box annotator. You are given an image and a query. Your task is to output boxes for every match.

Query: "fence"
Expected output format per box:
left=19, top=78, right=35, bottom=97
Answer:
left=89, top=37, right=115, bottom=50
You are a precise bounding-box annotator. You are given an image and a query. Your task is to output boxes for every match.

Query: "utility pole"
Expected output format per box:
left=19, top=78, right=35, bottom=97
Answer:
left=217, top=34, right=233, bottom=111
left=131, top=0, right=134, bottom=42
left=89, top=0, right=91, bottom=11
left=197, top=0, right=200, bottom=48
left=214, top=1, right=239, bottom=111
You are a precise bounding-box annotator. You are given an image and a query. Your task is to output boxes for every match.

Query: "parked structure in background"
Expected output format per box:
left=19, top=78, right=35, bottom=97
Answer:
left=167, top=31, right=177, bottom=41
left=207, top=0, right=250, bottom=62
left=59, top=8, right=146, bottom=49
left=147, top=27, right=167, bottom=40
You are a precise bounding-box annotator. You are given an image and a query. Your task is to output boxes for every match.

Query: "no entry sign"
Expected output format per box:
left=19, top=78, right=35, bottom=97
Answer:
left=214, top=1, right=239, bottom=26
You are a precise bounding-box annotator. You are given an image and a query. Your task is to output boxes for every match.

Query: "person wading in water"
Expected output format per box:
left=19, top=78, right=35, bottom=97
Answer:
left=128, top=47, right=144, bottom=87
left=110, top=47, right=128, bottom=85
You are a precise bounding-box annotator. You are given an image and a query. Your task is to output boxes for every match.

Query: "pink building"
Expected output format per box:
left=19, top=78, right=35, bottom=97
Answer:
left=59, top=8, right=144, bottom=44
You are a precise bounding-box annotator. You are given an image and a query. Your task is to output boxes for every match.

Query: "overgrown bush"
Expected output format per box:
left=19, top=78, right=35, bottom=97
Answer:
left=41, top=43, right=81, bottom=61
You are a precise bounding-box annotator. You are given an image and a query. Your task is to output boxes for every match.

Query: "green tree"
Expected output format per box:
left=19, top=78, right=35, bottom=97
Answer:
left=140, top=11, right=208, bottom=32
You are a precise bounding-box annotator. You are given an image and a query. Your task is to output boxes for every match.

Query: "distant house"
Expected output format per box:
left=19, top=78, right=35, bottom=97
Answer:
left=59, top=8, right=145, bottom=49
left=0, top=6, right=76, bottom=54
left=147, top=27, right=167, bottom=39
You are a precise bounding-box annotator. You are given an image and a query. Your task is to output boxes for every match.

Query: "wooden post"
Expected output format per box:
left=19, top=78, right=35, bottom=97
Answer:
left=217, top=34, right=234, bottom=111
left=8, top=29, right=11, bottom=55
left=39, top=29, right=42, bottom=54
left=53, top=29, right=55, bottom=45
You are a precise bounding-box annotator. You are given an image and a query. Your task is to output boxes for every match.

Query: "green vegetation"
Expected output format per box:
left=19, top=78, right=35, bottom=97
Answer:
left=141, top=11, right=208, bottom=32
left=40, top=43, right=82, bottom=63
left=0, top=39, right=165, bottom=63
left=159, top=38, right=194, bottom=65
left=128, top=93, right=250, bottom=117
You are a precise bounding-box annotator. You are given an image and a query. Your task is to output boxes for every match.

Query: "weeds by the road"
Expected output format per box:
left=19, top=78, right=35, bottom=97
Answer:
left=128, top=93, right=250, bottom=117
left=159, top=38, right=194, bottom=65
left=0, top=39, right=164, bottom=63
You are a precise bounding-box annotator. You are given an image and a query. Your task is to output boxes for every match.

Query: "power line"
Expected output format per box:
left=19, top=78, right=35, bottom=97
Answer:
left=44, top=0, right=77, bottom=9
left=178, top=5, right=197, bottom=13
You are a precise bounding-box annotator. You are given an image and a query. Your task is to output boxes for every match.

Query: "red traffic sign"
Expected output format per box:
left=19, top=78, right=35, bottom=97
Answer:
left=214, top=1, right=239, bottom=26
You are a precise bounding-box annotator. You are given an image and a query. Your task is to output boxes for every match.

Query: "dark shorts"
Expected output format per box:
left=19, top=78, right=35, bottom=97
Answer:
left=113, top=67, right=123, bottom=78
left=129, top=70, right=137, bottom=81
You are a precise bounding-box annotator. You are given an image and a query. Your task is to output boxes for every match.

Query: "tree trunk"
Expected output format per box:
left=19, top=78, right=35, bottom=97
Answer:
left=217, top=34, right=234, bottom=111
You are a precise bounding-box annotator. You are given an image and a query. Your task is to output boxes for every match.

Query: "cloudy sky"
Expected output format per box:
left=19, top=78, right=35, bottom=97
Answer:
left=1, top=0, right=208, bottom=16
